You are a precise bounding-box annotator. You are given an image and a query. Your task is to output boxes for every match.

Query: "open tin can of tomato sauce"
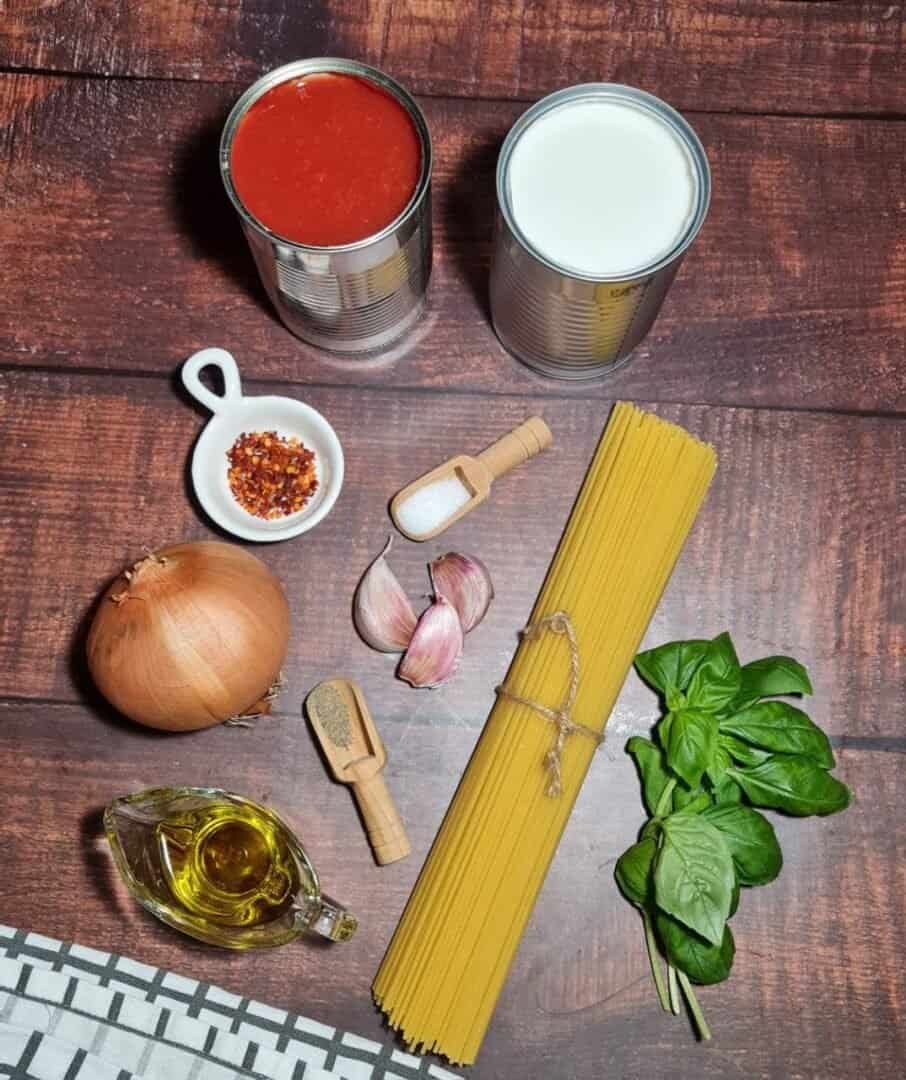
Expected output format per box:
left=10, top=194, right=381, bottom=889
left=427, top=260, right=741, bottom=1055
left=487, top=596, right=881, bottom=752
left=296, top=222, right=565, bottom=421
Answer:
left=221, top=59, right=432, bottom=354
left=490, top=84, right=710, bottom=379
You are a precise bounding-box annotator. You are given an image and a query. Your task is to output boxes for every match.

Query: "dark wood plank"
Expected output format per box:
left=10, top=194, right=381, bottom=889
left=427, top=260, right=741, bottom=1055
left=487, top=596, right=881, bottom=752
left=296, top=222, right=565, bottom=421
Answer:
left=2, top=74, right=905, bottom=413
left=1, top=367, right=902, bottom=737
left=0, top=698, right=898, bottom=1078
left=3, top=1, right=906, bottom=116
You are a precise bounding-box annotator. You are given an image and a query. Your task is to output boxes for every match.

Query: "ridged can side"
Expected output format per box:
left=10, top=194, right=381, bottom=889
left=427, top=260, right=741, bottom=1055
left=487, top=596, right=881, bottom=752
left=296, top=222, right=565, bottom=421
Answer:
left=221, top=58, right=433, bottom=355
left=490, top=84, right=710, bottom=380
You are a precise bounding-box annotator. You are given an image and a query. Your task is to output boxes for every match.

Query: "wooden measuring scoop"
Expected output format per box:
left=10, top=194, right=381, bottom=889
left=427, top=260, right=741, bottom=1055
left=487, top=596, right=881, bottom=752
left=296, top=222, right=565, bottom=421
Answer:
left=390, top=417, right=553, bottom=541
left=306, top=678, right=410, bottom=865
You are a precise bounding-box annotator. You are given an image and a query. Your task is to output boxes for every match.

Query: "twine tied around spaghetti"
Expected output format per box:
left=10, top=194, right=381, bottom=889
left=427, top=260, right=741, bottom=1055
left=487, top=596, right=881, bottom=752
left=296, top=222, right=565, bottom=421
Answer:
left=495, top=612, right=603, bottom=797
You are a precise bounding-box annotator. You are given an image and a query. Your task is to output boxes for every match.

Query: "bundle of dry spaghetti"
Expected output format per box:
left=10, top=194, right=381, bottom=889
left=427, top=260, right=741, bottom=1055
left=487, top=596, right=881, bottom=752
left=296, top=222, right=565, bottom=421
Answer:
left=373, top=403, right=717, bottom=1065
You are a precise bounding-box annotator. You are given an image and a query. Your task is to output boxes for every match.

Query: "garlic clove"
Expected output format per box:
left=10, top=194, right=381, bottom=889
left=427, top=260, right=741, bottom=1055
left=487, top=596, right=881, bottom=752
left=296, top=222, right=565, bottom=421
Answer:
left=429, top=553, right=494, bottom=634
left=354, top=537, right=418, bottom=653
left=398, top=595, right=464, bottom=688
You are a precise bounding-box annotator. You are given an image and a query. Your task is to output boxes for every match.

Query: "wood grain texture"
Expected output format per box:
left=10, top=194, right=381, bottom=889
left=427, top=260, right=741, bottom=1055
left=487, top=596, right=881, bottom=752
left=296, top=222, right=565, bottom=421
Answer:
left=1, top=368, right=903, bottom=738
left=3, top=0, right=906, bottom=115
left=2, top=4, right=904, bottom=1074
left=0, top=699, right=900, bottom=1078
left=2, top=74, right=906, bottom=413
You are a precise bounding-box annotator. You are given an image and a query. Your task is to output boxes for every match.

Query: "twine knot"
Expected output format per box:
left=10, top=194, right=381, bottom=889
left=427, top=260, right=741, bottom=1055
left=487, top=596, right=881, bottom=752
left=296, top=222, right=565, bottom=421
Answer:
left=495, top=612, right=603, bottom=797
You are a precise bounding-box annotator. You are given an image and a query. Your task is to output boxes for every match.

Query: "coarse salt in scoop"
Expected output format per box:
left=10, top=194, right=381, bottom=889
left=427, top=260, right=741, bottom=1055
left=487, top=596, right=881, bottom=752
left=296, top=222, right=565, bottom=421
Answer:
left=393, top=476, right=472, bottom=538
left=390, top=417, right=553, bottom=541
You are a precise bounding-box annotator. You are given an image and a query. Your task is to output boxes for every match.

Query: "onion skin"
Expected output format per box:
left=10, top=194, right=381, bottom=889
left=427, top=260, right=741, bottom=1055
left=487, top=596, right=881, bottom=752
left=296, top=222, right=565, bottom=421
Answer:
left=86, top=541, right=290, bottom=732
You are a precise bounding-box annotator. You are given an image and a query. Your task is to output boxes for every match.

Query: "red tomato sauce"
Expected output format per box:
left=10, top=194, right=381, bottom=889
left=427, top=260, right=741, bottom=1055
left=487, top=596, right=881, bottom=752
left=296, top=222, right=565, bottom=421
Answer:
left=229, top=72, right=422, bottom=247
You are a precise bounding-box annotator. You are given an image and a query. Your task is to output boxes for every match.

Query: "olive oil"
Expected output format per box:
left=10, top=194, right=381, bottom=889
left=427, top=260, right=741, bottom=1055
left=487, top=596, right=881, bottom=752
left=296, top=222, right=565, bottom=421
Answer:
left=158, top=802, right=299, bottom=927
left=105, top=787, right=357, bottom=949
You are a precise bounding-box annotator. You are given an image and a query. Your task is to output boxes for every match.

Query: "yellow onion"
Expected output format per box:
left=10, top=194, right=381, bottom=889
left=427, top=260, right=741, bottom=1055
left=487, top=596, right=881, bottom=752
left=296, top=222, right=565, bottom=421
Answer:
left=86, top=541, right=290, bottom=732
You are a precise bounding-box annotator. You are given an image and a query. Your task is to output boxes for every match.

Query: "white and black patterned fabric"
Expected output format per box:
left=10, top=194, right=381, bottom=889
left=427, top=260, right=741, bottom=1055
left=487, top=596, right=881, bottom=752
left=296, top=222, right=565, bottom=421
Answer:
left=0, top=927, right=458, bottom=1080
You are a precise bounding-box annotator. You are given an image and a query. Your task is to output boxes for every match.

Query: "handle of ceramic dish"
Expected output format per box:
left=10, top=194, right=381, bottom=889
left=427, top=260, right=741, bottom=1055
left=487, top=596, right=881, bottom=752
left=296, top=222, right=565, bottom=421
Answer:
left=182, top=348, right=243, bottom=415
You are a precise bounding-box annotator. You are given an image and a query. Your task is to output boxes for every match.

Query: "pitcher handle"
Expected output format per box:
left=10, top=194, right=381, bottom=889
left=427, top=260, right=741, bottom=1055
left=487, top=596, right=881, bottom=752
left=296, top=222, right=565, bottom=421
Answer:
left=296, top=893, right=358, bottom=942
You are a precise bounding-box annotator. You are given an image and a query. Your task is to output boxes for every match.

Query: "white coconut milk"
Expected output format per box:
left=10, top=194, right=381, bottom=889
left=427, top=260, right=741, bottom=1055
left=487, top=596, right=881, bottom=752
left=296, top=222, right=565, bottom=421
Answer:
left=507, top=98, right=698, bottom=278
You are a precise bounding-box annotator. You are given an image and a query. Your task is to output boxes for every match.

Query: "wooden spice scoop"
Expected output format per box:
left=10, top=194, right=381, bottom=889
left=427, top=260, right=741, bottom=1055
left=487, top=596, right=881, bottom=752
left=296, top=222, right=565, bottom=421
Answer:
left=306, top=678, right=410, bottom=865
left=390, top=417, right=553, bottom=541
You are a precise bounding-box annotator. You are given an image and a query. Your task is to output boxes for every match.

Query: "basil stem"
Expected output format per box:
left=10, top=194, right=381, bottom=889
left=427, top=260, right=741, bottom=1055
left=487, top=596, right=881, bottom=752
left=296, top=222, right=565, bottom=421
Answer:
left=677, top=969, right=712, bottom=1041
left=654, top=777, right=677, bottom=818
left=642, top=910, right=670, bottom=1011
left=667, top=963, right=681, bottom=1016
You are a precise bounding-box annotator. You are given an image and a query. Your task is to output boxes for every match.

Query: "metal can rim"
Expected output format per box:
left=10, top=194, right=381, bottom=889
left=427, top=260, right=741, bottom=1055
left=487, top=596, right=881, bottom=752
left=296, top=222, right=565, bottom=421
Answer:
left=220, top=58, right=433, bottom=254
left=495, top=83, right=711, bottom=285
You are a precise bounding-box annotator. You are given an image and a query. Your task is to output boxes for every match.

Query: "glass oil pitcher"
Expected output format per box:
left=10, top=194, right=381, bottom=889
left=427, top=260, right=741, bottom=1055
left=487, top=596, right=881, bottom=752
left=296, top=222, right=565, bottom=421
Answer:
left=105, top=787, right=357, bottom=949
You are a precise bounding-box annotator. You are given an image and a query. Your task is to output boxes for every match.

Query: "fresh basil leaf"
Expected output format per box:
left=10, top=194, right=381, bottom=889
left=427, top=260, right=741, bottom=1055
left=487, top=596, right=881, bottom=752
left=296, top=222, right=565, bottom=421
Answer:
left=657, top=711, right=674, bottom=752
left=719, top=733, right=772, bottom=767
left=685, top=632, right=742, bottom=712
left=739, top=655, right=813, bottom=699
left=641, top=818, right=661, bottom=841
left=614, top=836, right=657, bottom=907
left=655, top=911, right=735, bottom=985
left=665, top=687, right=685, bottom=712
left=672, top=783, right=705, bottom=812
left=712, top=775, right=743, bottom=804
left=719, top=655, right=815, bottom=718
left=654, top=814, right=735, bottom=946
left=672, top=793, right=712, bottom=817
left=729, top=876, right=740, bottom=917
left=729, top=757, right=851, bottom=816
left=720, top=701, right=835, bottom=768
left=627, top=736, right=671, bottom=818
left=706, top=744, right=732, bottom=785
left=634, top=639, right=710, bottom=696
left=702, top=804, right=782, bottom=885
left=664, top=708, right=717, bottom=788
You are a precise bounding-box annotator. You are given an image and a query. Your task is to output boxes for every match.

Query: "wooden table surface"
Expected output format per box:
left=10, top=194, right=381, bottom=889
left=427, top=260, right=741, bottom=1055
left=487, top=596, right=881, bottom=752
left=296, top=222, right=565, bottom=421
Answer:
left=2, top=3, right=904, bottom=1077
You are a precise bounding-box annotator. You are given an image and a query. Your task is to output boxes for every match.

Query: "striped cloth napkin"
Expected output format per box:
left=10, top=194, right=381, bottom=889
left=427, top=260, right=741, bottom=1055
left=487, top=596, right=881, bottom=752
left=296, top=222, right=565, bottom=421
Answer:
left=0, top=926, right=457, bottom=1080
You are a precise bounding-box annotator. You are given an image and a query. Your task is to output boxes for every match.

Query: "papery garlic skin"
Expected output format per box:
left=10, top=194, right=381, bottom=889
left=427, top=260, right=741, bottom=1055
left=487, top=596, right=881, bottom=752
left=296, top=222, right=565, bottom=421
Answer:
left=429, top=553, right=494, bottom=634
left=398, top=595, right=464, bottom=688
left=354, top=537, right=418, bottom=652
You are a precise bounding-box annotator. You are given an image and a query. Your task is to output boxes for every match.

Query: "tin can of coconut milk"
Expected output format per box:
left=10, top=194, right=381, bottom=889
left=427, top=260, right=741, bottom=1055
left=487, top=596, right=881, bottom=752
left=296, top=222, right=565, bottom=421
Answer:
left=490, top=84, right=710, bottom=379
left=221, top=59, right=433, bottom=355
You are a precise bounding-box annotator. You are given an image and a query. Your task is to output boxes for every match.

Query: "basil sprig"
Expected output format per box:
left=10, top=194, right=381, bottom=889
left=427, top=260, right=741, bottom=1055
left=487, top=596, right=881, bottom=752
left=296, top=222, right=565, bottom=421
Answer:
left=617, top=632, right=851, bottom=1039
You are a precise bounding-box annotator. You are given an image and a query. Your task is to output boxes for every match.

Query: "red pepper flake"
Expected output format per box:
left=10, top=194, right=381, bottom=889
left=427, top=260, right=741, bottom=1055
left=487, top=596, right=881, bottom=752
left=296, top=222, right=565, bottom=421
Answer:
left=227, top=431, right=318, bottom=519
